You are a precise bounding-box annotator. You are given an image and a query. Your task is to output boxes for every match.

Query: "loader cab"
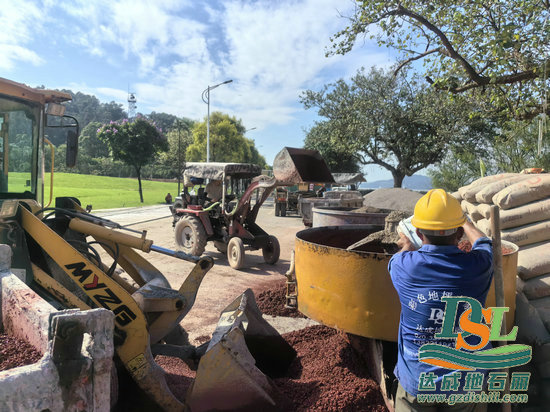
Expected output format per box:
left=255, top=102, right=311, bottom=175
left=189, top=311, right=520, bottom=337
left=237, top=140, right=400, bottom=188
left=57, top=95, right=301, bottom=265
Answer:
left=0, top=77, right=78, bottom=206
left=0, top=95, right=41, bottom=199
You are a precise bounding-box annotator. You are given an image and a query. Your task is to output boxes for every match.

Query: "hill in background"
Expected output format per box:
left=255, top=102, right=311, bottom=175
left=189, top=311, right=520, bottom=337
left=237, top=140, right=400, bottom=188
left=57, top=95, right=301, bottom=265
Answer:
left=360, top=174, right=432, bottom=191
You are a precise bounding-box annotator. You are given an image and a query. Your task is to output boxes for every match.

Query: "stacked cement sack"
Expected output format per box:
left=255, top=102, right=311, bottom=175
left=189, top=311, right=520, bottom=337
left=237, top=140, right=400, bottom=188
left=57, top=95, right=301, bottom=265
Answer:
left=456, top=173, right=550, bottom=401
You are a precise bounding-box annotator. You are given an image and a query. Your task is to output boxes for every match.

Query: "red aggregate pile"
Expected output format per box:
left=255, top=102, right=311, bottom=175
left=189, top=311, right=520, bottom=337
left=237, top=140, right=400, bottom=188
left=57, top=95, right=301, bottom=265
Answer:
left=158, top=326, right=387, bottom=411
left=256, top=281, right=306, bottom=318
left=0, top=333, right=42, bottom=371
left=274, top=325, right=387, bottom=411
left=155, top=355, right=195, bottom=402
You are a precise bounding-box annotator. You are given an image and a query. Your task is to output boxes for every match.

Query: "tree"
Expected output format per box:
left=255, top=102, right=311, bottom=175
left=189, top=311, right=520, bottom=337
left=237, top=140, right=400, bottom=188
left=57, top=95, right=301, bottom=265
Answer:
left=157, top=120, right=194, bottom=187
left=302, top=67, right=489, bottom=187
left=303, top=121, right=361, bottom=172
left=186, top=112, right=266, bottom=167
left=329, top=1, right=550, bottom=120
left=97, top=117, right=168, bottom=202
left=45, top=90, right=126, bottom=146
left=430, top=118, right=550, bottom=190
left=148, top=112, right=193, bottom=135
left=79, top=122, right=110, bottom=159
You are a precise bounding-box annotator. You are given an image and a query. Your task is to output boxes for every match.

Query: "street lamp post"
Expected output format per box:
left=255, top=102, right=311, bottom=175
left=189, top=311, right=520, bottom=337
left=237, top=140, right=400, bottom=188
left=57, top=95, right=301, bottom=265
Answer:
left=177, top=121, right=182, bottom=194
left=202, top=79, right=232, bottom=162
left=174, top=119, right=189, bottom=195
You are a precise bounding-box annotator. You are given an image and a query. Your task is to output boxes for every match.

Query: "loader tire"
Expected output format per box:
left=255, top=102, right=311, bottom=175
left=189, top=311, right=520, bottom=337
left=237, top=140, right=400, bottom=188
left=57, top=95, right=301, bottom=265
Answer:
left=262, top=235, right=280, bottom=265
left=280, top=203, right=287, bottom=217
left=175, top=216, right=207, bottom=256
left=227, top=237, right=245, bottom=270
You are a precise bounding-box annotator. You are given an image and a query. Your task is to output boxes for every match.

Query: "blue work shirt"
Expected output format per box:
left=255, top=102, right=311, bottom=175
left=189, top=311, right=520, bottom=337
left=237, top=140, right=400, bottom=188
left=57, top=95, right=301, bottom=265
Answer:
left=388, top=237, right=493, bottom=396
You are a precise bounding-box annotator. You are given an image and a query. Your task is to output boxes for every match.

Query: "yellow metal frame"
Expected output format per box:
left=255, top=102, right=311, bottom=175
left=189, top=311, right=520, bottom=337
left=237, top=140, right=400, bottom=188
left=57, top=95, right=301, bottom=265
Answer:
left=43, top=138, right=54, bottom=208
left=32, top=263, right=90, bottom=310
left=20, top=205, right=185, bottom=410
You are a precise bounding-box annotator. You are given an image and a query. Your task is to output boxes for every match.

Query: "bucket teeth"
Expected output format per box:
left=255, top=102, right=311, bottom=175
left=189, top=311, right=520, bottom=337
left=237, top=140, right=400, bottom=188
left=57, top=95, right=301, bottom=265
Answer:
left=188, top=289, right=296, bottom=411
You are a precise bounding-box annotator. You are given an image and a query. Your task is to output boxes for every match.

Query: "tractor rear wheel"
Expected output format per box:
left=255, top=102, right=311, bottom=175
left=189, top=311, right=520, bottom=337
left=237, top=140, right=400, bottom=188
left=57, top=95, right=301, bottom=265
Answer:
left=175, top=216, right=207, bottom=256
left=227, top=237, right=245, bottom=269
left=262, top=235, right=280, bottom=265
left=274, top=202, right=280, bottom=216
left=280, top=203, right=287, bottom=217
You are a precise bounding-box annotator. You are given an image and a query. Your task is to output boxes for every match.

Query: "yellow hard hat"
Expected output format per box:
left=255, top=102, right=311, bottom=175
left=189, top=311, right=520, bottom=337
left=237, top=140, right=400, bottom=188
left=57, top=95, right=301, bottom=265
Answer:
left=411, top=189, right=466, bottom=231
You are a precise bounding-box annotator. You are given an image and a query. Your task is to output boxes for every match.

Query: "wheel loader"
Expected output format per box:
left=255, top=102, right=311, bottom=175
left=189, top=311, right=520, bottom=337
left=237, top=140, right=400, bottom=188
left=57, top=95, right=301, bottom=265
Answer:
left=0, top=77, right=297, bottom=411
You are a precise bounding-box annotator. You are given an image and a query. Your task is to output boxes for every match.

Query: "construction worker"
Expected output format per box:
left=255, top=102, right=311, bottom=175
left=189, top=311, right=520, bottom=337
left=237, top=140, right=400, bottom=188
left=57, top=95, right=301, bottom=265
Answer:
left=389, top=189, right=493, bottom=411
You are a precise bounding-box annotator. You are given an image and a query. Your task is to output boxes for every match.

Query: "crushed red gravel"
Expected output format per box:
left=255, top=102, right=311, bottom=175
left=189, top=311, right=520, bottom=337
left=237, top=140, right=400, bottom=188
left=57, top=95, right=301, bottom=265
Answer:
left=155, top=355, right=195, bottom=402
left=0, top=333, right=42, bottom=371
left=157, top=326, right=387, bottom=411
left=156, top=283, right=386, bottom=410
left=194, top=335, right=211, bottom=345
left=274, top=325, right=387, bottom=411
left=256, top=281, right=306, bottom=318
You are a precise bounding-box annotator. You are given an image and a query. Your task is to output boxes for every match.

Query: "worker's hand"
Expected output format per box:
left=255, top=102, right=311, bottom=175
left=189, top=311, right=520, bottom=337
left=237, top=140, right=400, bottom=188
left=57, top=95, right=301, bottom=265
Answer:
left=397, top=233, right=416, bottom=252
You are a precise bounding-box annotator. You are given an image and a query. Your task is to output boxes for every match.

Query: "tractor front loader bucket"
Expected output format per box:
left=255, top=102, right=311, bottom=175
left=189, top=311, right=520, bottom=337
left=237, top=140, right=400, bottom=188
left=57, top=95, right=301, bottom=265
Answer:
left=272, top=147, right=335, bottom=184
left=187, top=289, right=296, bottom=411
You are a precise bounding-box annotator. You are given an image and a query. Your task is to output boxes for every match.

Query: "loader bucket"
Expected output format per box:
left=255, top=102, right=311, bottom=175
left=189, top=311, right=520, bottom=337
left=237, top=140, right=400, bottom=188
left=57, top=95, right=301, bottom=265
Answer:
left=272, top=147, right=335, bottom=184
left=187, top=289, right=296, bottom=411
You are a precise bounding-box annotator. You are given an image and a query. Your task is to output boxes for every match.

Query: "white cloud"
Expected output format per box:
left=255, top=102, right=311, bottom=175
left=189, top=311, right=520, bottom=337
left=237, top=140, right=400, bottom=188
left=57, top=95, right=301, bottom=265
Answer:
left=58, top=0, right=206, bottom=74
left=96, top=87, right=128, bottom=101
left=0, top=44, right=44, bottom=70
left=0, top=0, right=46, bottom=69
left=116, top=0, right=393, bottom=131
left=10, top=0, right=392, bottom=135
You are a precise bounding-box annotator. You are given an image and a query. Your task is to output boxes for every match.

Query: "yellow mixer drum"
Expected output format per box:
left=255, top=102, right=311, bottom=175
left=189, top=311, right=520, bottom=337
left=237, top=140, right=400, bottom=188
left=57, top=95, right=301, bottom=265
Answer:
left=295, top=226, right=518, bottom=342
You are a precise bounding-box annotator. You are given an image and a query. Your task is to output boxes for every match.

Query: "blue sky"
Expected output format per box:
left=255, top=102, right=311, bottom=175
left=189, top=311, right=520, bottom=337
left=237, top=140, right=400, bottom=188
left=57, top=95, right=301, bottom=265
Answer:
left=1, top=0, right=402, bottom=181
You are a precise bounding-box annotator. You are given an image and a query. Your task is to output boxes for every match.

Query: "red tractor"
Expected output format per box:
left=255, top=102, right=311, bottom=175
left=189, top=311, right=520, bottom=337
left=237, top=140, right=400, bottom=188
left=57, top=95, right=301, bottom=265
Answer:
left=171, top=163, right=280, bottom=269
left=170, top=148, right=334, bottom=270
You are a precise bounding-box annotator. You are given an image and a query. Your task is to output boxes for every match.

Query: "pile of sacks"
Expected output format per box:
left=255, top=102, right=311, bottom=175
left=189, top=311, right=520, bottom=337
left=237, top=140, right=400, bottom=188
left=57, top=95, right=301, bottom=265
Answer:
left=455, top=172, right=550, bottom=401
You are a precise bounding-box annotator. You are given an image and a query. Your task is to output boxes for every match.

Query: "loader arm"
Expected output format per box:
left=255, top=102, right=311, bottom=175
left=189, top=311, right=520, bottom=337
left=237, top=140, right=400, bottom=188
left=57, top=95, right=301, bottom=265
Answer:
left=19, top=204, right=210, bottom=411
left=229, top=175, right=277, bottom=226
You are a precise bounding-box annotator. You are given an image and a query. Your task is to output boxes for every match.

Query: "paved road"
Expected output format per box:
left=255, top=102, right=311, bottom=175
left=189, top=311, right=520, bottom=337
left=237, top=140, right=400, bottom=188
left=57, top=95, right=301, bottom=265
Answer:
left=93, top=204, right=173, bottom=226
left=92, top=202, right=309, bottom=342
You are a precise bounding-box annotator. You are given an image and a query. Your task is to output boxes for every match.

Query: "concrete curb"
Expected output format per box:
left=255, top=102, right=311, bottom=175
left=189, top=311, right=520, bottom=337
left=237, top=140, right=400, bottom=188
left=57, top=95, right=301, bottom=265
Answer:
left=0, top=244, right=115, bottom=411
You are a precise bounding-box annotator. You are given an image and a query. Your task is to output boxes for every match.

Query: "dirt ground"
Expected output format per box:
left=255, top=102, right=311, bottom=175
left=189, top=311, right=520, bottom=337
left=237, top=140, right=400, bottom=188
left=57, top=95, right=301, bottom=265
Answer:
left=95, top=203, right=308, bottom=343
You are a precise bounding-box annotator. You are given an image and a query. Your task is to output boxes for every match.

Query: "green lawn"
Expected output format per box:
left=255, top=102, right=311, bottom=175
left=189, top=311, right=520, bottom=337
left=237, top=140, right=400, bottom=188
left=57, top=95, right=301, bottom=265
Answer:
left=42, top=173, right=180, bottom=210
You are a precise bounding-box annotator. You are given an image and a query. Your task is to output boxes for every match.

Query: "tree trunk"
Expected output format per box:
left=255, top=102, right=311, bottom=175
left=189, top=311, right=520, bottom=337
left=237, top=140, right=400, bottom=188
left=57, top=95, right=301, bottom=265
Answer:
left=392, top=171, right=405, bottom=188
left=136, top=166, right=144, bottom=203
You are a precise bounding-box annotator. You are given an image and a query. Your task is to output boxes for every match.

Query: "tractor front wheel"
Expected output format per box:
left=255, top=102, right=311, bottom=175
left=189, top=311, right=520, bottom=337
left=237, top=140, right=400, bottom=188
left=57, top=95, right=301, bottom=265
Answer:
left=175, top=216, right=207, bottom=256
left=227, top=237, right=245, bottom=270
left=262, top=235, right=280, bottom=265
